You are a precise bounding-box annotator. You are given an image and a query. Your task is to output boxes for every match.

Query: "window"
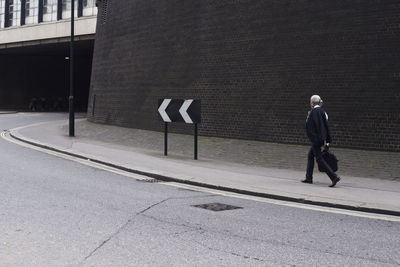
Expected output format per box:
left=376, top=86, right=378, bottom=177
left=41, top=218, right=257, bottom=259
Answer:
left=0, top=0, right=5, bottom=28
left=25, top=0, right=38, bottom=24
left=43, top=0, right=57, bottom=22
left=9, top=0, right=21, bottom=27
left=83, top=0, right=96, bottom=16
left=62, top=0, right=77, bottom=19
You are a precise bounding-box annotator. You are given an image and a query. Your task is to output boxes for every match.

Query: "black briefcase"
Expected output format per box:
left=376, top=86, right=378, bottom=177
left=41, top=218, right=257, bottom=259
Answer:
left=318, top=151, right=339, bottom=172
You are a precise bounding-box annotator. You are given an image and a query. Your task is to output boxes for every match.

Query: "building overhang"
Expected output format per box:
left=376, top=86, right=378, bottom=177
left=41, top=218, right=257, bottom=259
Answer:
left=0, top=15, right=96, bottom=47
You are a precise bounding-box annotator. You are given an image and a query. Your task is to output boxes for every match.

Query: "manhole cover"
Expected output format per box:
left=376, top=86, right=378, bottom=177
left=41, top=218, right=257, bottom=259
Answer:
left=192, top=203, right=242, bottom=212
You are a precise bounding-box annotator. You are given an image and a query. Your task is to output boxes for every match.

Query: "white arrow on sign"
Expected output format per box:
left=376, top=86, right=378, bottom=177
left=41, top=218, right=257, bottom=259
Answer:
left=158, top=99, right=172, bottom=122
left=179, top=99, right=194, bottom=124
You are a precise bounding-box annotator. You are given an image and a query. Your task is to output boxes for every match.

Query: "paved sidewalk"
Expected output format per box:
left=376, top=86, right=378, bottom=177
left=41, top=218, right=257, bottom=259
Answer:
left=9, top=118, right=400, bottom=216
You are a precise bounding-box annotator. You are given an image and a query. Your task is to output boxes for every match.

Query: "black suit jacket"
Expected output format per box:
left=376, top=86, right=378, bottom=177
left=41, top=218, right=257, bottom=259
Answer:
left=306, top=107, right=331, bottom=146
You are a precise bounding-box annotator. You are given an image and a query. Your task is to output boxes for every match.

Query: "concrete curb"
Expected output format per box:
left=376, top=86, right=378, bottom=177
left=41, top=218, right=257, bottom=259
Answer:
left=9, top=131, right=400, bottom=218
left=0, top=111, right=18, bottom=114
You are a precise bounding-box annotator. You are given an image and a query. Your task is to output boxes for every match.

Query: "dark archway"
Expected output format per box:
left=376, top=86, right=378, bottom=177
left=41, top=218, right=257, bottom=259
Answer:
left=0, top=38, right=94, bottom=112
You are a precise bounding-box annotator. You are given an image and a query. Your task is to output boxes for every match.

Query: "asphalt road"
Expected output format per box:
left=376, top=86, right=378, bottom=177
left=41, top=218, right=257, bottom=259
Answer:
left=0, top=113, right=399, bottom=266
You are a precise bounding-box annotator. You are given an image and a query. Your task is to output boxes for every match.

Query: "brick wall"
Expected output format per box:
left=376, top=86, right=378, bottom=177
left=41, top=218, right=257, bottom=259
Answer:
left=88, top=0, right=400, bottom=151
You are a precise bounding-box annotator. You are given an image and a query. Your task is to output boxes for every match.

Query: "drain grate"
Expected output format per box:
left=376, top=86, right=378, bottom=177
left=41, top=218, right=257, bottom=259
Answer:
left=192, top=203, right=243, bottom=212
left=139, top=178, right=162, bottom=183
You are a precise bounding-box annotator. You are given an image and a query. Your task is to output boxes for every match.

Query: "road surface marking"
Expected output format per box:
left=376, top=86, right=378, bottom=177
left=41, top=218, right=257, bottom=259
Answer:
left=2, top=130, right=399, bottom=222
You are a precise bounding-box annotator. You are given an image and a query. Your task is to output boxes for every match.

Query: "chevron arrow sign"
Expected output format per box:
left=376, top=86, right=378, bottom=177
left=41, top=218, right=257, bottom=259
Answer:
left=158, top=99, right=201, bottom=124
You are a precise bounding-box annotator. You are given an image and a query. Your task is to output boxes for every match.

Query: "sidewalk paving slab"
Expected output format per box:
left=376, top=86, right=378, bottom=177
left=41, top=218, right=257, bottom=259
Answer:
left=9, top=118, right=400, bottom=216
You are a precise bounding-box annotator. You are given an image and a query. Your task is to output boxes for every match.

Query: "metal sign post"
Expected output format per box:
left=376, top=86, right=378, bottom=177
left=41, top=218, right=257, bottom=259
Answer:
left=158, top=99, right=201, bottom=160
left=194, top=123, right=198, bottom=160
left=69, top=0, right=75, bottom=137
left=164, top=122, right=168, bottom=156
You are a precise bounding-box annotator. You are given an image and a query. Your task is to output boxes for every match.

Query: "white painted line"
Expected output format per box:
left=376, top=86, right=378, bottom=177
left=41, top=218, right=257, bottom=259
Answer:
left=158, top=99, right=172, bottom=122
left=2, top=130, right=400, bottom=222
left=179, top=99, right=193, bottom=124
left=0, top=131, right=150, bottom=181
left=162, top=182, right=400, bottom=222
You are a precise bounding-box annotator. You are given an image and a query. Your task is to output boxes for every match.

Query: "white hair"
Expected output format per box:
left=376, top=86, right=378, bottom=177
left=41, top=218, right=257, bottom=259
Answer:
left=310, top=95, right=323, bottom=106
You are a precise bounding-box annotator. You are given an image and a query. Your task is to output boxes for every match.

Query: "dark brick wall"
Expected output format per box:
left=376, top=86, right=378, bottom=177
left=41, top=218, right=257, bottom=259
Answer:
left=89, top=0, right=400, bottom=151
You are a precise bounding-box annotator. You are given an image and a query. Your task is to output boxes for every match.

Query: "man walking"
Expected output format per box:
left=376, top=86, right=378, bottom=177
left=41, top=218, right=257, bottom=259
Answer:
left=302, top=95, right=341, bottom=187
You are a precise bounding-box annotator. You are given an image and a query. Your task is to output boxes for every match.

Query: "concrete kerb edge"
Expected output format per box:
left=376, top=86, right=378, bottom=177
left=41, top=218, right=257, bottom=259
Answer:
left=0, top=111, right=18, bottom=114
left=8, top=131, right=400, bottom=218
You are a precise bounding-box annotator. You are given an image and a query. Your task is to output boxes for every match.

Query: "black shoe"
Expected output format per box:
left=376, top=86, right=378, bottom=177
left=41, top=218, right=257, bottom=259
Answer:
left=329, top=176, right=341, bottom=187
left=301, top=179, right=313, bottom=184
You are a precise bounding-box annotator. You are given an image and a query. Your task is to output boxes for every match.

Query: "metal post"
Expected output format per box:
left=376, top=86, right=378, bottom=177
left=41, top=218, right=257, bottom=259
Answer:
left=194, top=123, right=198, bottom=160
left=69, top=0, right=75, bottom=137
left=164, top=122, right=168, bottom=156
left=92, top=94, right=96, bottom=117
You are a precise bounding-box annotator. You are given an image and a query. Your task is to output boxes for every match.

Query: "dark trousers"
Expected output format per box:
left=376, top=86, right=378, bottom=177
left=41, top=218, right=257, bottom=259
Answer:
left=306, top=144, right=338, bottom=181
